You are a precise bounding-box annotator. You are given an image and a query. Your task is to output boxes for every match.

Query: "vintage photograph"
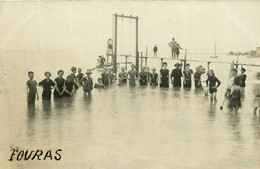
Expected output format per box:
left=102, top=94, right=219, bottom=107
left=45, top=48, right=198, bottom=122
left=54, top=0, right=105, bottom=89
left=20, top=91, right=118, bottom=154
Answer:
left=0, top=1, right=260, bottom=169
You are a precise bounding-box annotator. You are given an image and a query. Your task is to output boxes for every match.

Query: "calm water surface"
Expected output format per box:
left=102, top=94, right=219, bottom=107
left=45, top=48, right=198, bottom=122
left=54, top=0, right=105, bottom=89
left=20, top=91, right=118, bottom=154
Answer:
left=0, top=51, right=260, bottom=169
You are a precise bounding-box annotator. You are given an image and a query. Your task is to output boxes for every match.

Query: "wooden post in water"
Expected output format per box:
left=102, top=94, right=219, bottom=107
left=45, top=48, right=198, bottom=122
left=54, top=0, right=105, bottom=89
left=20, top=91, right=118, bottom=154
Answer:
left=113, top=14, right=118, bottom=74
left=183, top=49, right=187, bottom=71
left=160, top=58, right=164, bottom=67
left=135, top=17, right=139, bottom=73
left=125, top=55, right=128, bottom=70
left=207, top=62, right=211, bottom=72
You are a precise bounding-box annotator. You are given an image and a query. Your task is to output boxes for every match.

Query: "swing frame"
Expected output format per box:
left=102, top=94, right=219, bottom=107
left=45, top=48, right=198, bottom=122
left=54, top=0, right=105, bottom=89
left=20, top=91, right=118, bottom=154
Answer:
left=113, top=13, right=139, bottom=73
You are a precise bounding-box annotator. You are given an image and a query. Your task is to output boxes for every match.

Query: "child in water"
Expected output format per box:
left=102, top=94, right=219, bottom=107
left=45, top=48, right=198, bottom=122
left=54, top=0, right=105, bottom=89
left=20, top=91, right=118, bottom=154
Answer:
left=200, top=68, right=208, bottom=96
left=70, top=66, right=79, bottom=90
left=95, top=78, right=105, bottom=88
left=80, top=70, right=93, bottom=95
left=150, top=68, right=158, bottom=86
left=53, top=70, right=65, bottom=98
left=26, top=71, right=39, bottom=104
left=77, top=68, right=84, bottom=86
left=64, top=75, right=75, bottom=97
left=206, top=70, right=221, bottom=102
left=118, top=67, right=127, bottom=85
left=194, top=67, right=201, bottom=88
left=38, top=71, right=55, bottom=101
left=228, top=77, right=242, bottom=113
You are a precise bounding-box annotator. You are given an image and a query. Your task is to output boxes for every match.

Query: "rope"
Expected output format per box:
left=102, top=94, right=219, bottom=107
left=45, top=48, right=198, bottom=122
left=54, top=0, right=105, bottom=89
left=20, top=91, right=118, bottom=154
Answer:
left=120, top=17, right=123, bottom=55
left=130, top=19, right=132, bottom=56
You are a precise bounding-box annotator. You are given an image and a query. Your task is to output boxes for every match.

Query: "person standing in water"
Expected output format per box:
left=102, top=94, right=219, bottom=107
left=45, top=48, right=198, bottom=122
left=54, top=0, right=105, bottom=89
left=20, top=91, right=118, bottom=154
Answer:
left=70, top=66, right=79, bottom=90
left=225, top=68, right=238, bottom=98
left=118, top=67, right=128, bottom=85
left=171, top=62, right=182, bottom=87
left=64, top=75, right=76, bottom=97
left=150, top=68, right=159, bottom=86
left=160, top=62, right=170, bottom=88
left=153, top=44, right=158, bottom=57
left=26, top=71, right=39, bottom=104
left=168, top=37, right=178, bottom=59
left=80, top=70, right=93, bottom=96
left=127, top=64, right=138, bottom=86
left=77, top=68, right=84, bottom=86
left=194, top=67, right=202, bottom=88
left=95, top=78, right=105, bottom=88
left=183, top=63, right=193, bottom=88
left=239, top=68, right=247, bottom=97
left=38, top=71, right=55, bottom=101
left=200, top=67, right=208, bottom=96
left=139, top=66, right=148, bottom=86
left=228, top=77, right=241, bottom=113
left=53, top=70, right=65, bottom=98
left=206, top=70, right=221, bottom=102
left=252, top=72, right=260, bottom=115
left=101, top=68, right=109, bottom=86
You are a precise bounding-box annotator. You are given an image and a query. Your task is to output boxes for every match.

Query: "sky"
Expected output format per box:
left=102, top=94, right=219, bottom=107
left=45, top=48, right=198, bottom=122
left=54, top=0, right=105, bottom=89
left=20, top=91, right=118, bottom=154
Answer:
left=0, top=1, right=260, bottom=57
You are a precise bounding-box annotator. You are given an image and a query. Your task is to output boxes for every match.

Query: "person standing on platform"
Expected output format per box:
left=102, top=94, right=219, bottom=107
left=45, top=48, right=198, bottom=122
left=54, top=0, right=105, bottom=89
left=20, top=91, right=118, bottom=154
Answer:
left=171, top=62, right=183, bottom=87
left=153, top=44, right=158, bottom=57
left=168, top=37, right=178, bottom=59
left=108, top=38, right=113, bottom=54
left=175, top=43, right=183, bottom=59
left=183, top=63, right=193, bottom=88
left=160, top=62, right=170, bottom=88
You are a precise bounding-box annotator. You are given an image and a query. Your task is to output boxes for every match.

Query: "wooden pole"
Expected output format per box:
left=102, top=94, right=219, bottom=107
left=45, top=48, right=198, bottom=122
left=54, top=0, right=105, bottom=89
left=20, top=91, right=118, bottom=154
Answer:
left=161, top=58, right=164, bottom=67
left=207, top=62, right=211, bottom=72
left=145, top=58, right=148, bottom=68
left=125, top=56, right=127, bottom=70
left=113, top=14, right=118, bottom=74
left=136, top=17, right=139, bottom=73
left=183, top=49, right=187, bottom=70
